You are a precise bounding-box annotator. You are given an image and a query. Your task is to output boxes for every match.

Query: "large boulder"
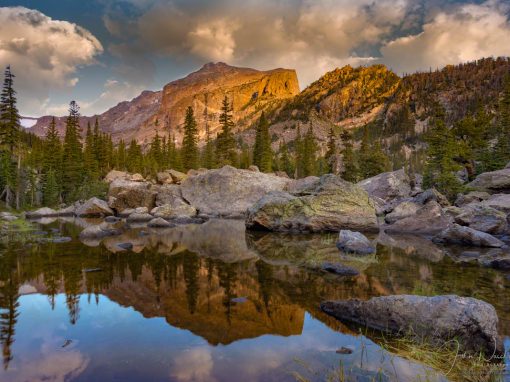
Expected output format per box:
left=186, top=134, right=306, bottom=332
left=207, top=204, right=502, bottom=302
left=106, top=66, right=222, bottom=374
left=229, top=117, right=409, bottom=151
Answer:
left=104, top=170, right=130, bottom=184
left=151, top=203, right=196, bottom=219
left=246, top=175, right=378, bottom=232
left=454, top=204, right=508, bottom=234
left=75, top=197, right=114, bottom=217
left=321, top=295, right=503, bottom=356
left=433, top=224, right=505, bottom=247
left=384, top=201, right=420, bottom=224
left=384, top=200, right=450, bottom=235
left=26, top=207, right=59, bottom=218
left=284, top=176, right=320, bottom=195
left=180, top=165, right=290, bottom=218
left=481, top=194, right=510, bottom=215
left=468, top=167, right=510, bottom=194
left=336, top=230, right=375, bottom=254
left=455, top=191, right=491, bottom=207
left=357, top=169, right=418, bottom=203
left=108, top=178, right=157, bottom=213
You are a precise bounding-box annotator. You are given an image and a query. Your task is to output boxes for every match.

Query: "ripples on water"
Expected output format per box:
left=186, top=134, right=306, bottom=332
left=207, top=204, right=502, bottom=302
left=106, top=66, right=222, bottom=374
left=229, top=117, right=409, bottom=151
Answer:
left=0, top=218, right=509, bottom=381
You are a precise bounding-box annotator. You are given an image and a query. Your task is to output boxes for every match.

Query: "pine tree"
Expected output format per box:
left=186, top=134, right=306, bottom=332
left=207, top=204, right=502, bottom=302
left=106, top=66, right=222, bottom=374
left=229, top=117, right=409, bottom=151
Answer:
left=181, top=106, right=199, bottom=170
left=423, top=106, right=463, bottom=201
left=42, top=117, right=62, bottom=204
left=83, top=122, right=99, bottom=180
left=216, top=96, right=237, bottom=166
left=325, top=127, right=337, bottom=173
left=358, top=128, right=390, bottom=179
left=302, top=123, right=318, bottom=176
left=493, top=75, right=510, bottom=169
left=127, top=139, right=143, bottom=173
left=253, top=113, right=272, bottom=172
left=294, top=124, right=304, bottom=178
left=279, top=142, right=294, bottom=177
left=0, top=66, right=20, bottom=208
left=61, top=101, right=83, bottom=201
left=340, top=130, right=359, bottom=182
left=115, top=139, right=127, bottom=170
left=43, top=168, right=59, bottom=206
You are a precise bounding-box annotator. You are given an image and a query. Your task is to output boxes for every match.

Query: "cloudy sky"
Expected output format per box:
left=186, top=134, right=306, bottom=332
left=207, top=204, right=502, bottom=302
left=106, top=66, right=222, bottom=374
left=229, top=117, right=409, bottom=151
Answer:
left=1, top=0, right=510, bottom=117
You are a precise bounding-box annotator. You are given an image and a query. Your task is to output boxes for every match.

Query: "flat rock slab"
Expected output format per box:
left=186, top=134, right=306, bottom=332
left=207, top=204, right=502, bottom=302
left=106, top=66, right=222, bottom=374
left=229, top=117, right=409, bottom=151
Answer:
left=321, top=294, right=503, bottom=357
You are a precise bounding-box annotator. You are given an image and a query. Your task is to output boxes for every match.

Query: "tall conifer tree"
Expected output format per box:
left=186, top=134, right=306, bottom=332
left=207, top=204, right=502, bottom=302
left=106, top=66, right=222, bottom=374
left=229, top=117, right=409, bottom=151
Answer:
left=181, top=106, right=199, bottom=170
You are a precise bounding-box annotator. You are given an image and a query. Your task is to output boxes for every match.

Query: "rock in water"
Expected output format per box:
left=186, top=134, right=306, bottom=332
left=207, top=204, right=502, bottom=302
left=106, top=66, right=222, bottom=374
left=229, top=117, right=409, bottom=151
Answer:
left=468, top=167, right=510, bottom=194
left=336, top=230, right=375, bottom=254
left=246, top=175, right=378, bottom=233
left=180, top=165, right=290, bottom=218
left=25, top=207, right=59, bottom=218
left=321, top=295, right=503, bottom=357
left=320, top=262, right=360, bottom=276
left=79, top=223, right=121, bottom=240
left=75, top=197, right=114, bottom=217
left=126, top=212, right=153, bottom=223
left=433, top=224, right=505, bottom=248
left=147, top=217, right=173, bottom=228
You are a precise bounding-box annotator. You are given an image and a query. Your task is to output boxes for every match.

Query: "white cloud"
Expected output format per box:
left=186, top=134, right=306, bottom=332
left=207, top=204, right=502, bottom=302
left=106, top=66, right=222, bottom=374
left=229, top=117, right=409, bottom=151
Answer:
left=0, top=6, right=103, bottom=115
left=380, top=0, right=510, bottom=73
left=170, top=347, right=216, bottom=382
left=188, top=19, right=239, bottom=62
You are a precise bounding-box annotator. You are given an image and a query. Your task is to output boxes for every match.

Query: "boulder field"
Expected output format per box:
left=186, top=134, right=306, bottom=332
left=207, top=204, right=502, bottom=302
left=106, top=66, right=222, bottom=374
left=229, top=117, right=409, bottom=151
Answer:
left=22, top=165, right=510, bottom=249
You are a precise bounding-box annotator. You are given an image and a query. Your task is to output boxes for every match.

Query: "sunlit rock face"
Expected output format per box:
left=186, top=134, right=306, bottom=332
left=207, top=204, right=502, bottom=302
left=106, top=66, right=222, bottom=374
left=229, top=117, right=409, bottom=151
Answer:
left=29, top=63, right=299, bottom=146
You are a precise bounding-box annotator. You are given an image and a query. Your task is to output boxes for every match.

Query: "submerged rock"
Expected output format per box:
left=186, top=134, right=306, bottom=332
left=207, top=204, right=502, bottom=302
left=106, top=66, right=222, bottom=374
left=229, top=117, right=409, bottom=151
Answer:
left=321, top=295, right=504, bottom=356
left=320, top=262, right=360, bottom=276
left=79, top=223, right=121, bottom=240
left=246, top=175, right=378, bottom=233
left=0, top=212, right=17, bottom=222
left=180, top=165, right=290, bottom=218
left=433, top=224, right=505, bottom=248
left=336, top=230, right=375, bottom=254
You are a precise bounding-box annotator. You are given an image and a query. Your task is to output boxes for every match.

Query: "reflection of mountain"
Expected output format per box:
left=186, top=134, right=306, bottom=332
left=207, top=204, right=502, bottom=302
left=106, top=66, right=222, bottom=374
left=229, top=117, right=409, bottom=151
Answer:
left=1, top=218, right=510, bottom=353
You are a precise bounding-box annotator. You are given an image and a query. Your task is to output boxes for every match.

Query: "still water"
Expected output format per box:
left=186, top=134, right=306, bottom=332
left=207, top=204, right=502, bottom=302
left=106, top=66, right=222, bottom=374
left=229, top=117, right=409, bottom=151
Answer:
left=0, top=218, right=509, bottom=381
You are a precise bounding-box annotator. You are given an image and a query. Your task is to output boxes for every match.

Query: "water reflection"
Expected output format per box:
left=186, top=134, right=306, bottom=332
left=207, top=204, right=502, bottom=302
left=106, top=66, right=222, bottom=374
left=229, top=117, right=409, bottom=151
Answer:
left=0, top=218, right=509, bottom=381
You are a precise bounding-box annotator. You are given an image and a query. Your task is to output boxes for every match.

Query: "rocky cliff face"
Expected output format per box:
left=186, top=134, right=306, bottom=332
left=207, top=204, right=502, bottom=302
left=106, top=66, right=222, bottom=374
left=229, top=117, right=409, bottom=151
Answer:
left=29, top=62, right=299, bottom=145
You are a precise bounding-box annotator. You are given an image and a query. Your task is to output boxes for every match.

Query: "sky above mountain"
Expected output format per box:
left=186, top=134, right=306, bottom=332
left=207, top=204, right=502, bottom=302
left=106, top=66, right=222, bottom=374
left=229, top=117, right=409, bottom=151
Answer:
left=1, top=0, right=510, bottom=117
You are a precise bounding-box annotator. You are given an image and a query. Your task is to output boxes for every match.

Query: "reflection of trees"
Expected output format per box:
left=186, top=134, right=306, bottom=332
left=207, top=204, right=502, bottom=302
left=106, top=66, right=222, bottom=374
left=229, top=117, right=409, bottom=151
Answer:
left=183, top=254, right=200, bottom=314
left=255, top=260, right=274, bottom=316
left=217, top=263, right=238, bottom=325
left=0, top=245, right=20, bottom=370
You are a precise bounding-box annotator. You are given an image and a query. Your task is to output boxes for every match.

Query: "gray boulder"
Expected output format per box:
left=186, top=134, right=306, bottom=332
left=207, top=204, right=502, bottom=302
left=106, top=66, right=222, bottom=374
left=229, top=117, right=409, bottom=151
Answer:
left=481, top=194, right=510, bottom=215
left=321, top=295, right=503, bottom=356
left=284, top=176, right=320, bottom=195
left=181, top=165, right=290, bottom=218
left=357, top=169, right=417, bottom=203
left=246, top=175, right=378, bottom=233
left=320, top=262, right=360, bottom=276
left=26, top=207, right=59, bottom=218
left=151, top=203, right=196, bottom=219
left=75, top=197, right=113, bottom=217
left=455, top=204, right=508, bottom=234
left=108, top=178, right=157, bottom=213
left=384, top=201, right=450, bottom=235
left=455, top=191, right=490, bottom=207
left=384, top=201, right=420, bottom=224
left=336, top=230, right=375, bottom=254
left=126, top=212, right=153, bottom=223
left=468, top=167, right=510, bottom=194
left=412, top=188, right=450, bottom=207
left=147, top=217, right=173, bottom=228
left=0, top=212, right=17, bottom=222
left=433, top=224, right=505, bottom=247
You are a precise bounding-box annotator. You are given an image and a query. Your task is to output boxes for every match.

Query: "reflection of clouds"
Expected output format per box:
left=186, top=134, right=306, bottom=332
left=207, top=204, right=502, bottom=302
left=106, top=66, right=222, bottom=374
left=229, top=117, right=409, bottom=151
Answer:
left=6, top=350, right=89, bottom=382
left=171, top=347, right=216, bottom=382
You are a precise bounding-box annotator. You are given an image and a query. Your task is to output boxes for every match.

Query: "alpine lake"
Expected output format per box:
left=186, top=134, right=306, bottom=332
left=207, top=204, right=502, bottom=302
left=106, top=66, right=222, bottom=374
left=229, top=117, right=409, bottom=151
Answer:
left=0, top=217, right=509, bottom=382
